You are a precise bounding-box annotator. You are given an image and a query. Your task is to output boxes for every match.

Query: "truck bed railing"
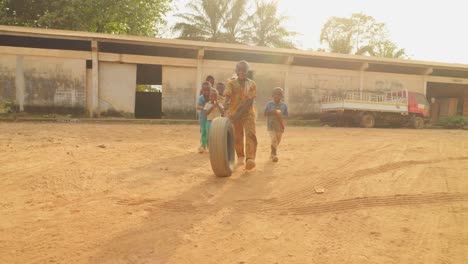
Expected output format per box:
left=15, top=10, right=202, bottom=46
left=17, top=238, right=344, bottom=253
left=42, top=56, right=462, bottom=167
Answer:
left=321, top=89, right=408, bottom=104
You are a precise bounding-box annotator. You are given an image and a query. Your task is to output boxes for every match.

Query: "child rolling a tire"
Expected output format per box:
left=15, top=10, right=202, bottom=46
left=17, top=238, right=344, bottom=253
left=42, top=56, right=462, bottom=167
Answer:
left=204, top=89, right=225, bottom=148
left=225, top=61, right=258, bottom=170
left=264, top=87, right=289, bottom=162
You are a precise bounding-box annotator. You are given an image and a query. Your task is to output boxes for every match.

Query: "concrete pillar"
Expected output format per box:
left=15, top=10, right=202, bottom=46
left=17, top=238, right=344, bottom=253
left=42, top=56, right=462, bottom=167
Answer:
left=359, top=63, right=369, bottom=99
left=15, top=55, right=25, bottom=112
left=422, top=68, right=432, bottom=96
left=195, top=49, right=204, bottom=119
left=283, top=67, right=290, bottom=105
left=423, top=77, right=428, bottom=96
left=86, top=69, right=93, bottom=115
left=283, top=56, right=294, bottom=105
left=91, top=40, right=99, bottom=117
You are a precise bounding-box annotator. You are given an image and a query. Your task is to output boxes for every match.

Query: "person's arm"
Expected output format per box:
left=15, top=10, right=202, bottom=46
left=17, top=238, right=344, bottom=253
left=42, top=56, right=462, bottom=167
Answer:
left=205, top=103, right=216, bottom=115
left=196, top=96, right=205, bottom=111
left=265, top=103, right=283, bottom=117
left=218, top=103, right=225, bottom=116
left=274, top=109, right=285, bottom=130
left=230, top=98, right=254, bottom=121
left=282, top=104, right=289, bottom=119
left=265, top=110, right=278, bottom=116
left=230, top=81, right=256, bottom=121
left=264, top=103, right=274, bottom=117
left=224, top=82, right=233, bottom=114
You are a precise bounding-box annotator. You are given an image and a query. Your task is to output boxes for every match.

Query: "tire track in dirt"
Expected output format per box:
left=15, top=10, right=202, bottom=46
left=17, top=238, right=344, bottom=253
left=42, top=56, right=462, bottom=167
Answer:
left=272, top=192, right=468, bottom=215
left=352, top=157, right=468, bottom=180
left=115, top=192, right=468, bottom=216
left=275, top=143, right=395, bottom=195
left=257, top=156, right=468, bottom=209
left=1, top=161, right=57, bottom=176
left=113, top=157, right=468, bottom=215
left=115, top=198, right=199, bottom=212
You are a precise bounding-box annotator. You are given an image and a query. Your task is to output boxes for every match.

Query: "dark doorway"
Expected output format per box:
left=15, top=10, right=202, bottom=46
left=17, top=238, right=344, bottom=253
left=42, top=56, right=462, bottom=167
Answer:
left=426, top=82, right=468, bottom=123
left=135, top=92, right=162, bottom=118
left=135, top=64, right=163, bottom=119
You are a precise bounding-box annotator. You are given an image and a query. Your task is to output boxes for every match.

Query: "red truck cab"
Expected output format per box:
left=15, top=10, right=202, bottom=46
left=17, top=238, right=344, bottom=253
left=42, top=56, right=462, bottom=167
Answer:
left=408, top=92, right=430, bottom=118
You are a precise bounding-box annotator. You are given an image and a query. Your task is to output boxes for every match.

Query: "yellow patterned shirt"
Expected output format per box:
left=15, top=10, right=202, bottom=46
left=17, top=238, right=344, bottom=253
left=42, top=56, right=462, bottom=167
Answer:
left=225, top=78, right=257, bottom=116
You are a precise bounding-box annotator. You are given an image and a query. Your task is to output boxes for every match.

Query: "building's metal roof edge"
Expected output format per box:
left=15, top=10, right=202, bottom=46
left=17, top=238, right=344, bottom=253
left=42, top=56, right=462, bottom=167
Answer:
left=1, top=25, right=468, bottom=71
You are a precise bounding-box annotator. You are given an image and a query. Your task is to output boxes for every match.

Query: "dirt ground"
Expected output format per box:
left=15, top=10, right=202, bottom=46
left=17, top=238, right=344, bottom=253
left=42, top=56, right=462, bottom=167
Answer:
left=0, top=122, right=467, bottom=264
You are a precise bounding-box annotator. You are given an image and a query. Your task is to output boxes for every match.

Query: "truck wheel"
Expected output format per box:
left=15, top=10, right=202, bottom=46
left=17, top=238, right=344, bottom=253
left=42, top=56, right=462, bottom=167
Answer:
left=208, top=117, right=236, bottom=177
left=412, top=116, right=424, bottom=129
left=360, top=113, right=375, bottom=128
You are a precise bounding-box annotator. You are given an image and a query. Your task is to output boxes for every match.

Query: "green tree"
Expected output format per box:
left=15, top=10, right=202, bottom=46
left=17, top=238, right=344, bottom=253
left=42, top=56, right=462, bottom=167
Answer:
left=319, top=17, right=354, bottom=53
left=0, top=0, right=171, bottom=37
left=0, top=0, right=50, bottom=26
left=247, top=0, right=296, bottom=48
left=0, top=0, right=7, bottom=24
left=320, top=13, right=406, bottom=58
left=349, top=13, right=386, bottom=54
left=173, top=0, right=229, bottom=41
left=370, top=40, right=408, bottom=59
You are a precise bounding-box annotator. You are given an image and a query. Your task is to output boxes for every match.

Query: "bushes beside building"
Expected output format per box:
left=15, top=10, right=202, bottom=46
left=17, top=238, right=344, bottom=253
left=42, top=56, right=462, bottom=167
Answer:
left=438, top=115, right=468, bottom=129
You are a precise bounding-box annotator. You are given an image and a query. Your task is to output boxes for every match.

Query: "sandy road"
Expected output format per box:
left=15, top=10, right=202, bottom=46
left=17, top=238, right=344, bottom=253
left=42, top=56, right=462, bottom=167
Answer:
left=0, top=123, right=467, bottom=263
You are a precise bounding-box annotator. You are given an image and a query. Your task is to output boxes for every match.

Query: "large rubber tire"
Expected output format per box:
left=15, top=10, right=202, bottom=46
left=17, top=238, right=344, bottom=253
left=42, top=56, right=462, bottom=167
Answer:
left=208, top=117, right=236, bottom=177
left=360, top=113, right=375, bottom=128
left=412, top=116, right=424, bottom=129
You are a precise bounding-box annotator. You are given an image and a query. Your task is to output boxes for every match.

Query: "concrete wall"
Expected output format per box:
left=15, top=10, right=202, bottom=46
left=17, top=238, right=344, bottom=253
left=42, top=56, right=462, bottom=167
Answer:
left=0, top=55, right=16, bottom=102
left=0, top=53, right=428, bottom=119
left=363, top=72, right=425, bottom=93
left=23, top=56, right=86, bottom=112
left=250, top=63, right=287, bottom=116
left=287, top=66, right=361, bottom=116
left=162, top=66, right=197, bottom=118
left=98, top=62, right=137, bottom=116
left=201, top=60, right=235, bottom=85
left=0, top=55, right=86, bottom=113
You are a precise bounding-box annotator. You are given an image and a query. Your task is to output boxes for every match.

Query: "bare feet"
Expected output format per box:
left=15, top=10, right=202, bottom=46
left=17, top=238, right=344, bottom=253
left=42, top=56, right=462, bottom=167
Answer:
left=245, top=159, right=256, bottom=170
left=198, top=147, right=204, bottom=154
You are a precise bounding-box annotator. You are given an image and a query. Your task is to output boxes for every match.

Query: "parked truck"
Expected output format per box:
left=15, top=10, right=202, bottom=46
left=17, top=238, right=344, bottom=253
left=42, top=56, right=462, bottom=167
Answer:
left=320, top=89, right=430, bottom=128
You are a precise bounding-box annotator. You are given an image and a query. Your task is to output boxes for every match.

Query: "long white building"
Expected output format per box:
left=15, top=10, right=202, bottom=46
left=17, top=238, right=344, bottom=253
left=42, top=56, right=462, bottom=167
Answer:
left=1, top=25, right=467, bottom=120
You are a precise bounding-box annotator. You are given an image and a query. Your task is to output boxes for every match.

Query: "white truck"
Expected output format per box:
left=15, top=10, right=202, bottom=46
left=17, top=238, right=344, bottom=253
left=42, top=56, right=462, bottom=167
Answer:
left=320, top=89, right=430, bottom=128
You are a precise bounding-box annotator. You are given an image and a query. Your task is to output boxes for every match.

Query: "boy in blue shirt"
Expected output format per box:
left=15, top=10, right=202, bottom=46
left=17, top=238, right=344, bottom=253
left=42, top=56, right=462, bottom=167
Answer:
left=264, top=87, right=288, bottom=162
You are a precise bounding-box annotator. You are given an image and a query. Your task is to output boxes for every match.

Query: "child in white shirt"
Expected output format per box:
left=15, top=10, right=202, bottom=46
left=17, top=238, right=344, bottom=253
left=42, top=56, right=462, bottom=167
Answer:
left=203, top=89, right=225, bottom=148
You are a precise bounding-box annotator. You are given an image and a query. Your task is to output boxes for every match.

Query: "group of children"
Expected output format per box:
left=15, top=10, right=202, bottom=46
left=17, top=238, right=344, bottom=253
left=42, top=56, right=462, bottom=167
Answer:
left=196, top=79, right=226, bottom=153
left=197, top=61, right=289, bottom=170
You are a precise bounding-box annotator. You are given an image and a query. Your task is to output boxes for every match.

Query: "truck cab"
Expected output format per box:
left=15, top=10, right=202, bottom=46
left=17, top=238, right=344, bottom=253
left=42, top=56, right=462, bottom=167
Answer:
left=408, top=92, right=430, bottom=118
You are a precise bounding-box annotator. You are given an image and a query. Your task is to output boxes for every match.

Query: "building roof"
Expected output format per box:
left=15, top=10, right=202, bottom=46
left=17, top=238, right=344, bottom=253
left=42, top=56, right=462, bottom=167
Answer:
left=1, top=25, right=468, bottom=78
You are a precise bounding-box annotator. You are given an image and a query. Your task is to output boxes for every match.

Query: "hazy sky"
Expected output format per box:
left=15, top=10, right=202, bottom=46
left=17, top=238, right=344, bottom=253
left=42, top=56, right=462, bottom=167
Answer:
left=165, top=0, right=468, bottom=64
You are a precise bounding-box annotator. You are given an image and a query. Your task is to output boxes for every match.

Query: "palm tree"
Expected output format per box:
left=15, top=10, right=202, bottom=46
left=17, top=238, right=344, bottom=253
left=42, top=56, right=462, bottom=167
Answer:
left=174, top=0, right=296, bottom=48
left=173, top=0, right=229, bottom=41
left=247, top=0, right=296, bottom=48
left=222, top=0, right=249, bottom=43
left=370, top=40, right=408, bottom=59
